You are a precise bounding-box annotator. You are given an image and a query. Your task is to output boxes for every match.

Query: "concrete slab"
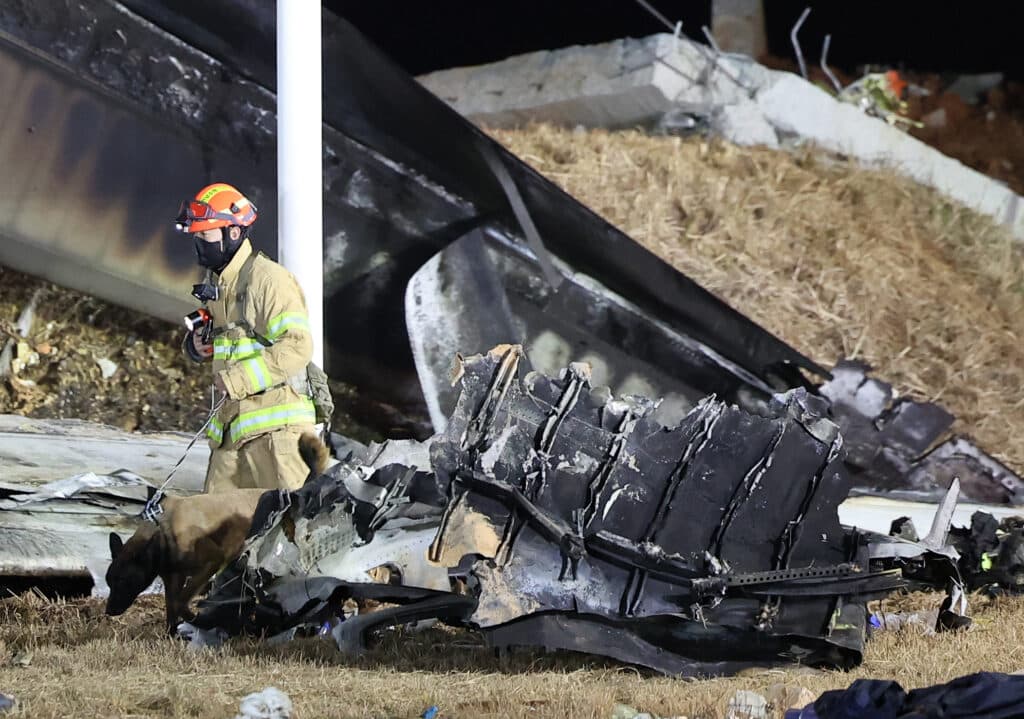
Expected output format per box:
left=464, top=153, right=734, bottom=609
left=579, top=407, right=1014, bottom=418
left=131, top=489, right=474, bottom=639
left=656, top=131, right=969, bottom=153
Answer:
left=0, top=414, right=208, bottom=492
left=0, top=414, right=209, bottom=580
left=417, top=34, right=1024, bottom=241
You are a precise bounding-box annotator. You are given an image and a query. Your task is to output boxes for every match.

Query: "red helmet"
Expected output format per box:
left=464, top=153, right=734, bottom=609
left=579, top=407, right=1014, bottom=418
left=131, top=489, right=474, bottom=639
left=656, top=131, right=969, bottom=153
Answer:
left=175, top=183, right=258, bottom=233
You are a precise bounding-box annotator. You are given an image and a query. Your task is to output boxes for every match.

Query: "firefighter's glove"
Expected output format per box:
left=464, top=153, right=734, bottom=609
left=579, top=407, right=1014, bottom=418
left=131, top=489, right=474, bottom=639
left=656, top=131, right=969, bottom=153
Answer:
left=182, top=330, right=213, bottom=363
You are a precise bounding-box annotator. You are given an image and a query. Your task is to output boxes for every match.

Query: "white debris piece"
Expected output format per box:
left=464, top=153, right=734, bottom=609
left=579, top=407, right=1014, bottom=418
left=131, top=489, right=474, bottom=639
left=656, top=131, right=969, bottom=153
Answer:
left=234, top=687, right=293, bottom=719
left=727, top=690, right=768, bottom=719
left=177, top=621, right=228, bottom=650
left=96, top=357, right=118, bottom=379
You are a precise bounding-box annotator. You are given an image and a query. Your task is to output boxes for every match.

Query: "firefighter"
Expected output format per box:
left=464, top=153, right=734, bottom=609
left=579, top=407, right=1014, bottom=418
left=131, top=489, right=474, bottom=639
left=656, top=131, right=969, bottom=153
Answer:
left=175, top=182, right=317, bottom=492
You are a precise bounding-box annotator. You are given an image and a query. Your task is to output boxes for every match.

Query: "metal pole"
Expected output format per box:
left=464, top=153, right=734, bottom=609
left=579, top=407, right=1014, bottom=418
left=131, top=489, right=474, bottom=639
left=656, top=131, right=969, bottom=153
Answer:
left=277, top=0, right=324, bottom=367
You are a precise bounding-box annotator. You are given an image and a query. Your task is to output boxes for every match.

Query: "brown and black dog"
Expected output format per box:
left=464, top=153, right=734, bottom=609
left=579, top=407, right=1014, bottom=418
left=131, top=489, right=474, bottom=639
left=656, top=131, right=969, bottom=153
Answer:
left=105, top=431, right=330, bottom=633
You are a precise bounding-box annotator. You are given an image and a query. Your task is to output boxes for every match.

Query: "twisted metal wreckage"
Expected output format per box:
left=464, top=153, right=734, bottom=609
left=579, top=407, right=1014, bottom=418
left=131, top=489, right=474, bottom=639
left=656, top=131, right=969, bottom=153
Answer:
left=186, top=345, right=983, bottom=675
left=2, top=2, right=1024, bottom=673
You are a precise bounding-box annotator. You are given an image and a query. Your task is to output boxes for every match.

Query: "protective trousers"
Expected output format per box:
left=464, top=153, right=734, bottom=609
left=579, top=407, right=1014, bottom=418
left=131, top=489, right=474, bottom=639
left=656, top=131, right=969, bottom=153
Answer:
left=204, top=425, right=316, bottom=493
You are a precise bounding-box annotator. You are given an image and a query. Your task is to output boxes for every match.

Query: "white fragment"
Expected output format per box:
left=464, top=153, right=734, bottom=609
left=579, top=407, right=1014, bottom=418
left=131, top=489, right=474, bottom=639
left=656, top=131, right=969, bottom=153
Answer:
left=96, top=357, right=118, bottom=379
left=727, top=690, right=768, bottom=719
left=234, top=687, right=293, bottom=719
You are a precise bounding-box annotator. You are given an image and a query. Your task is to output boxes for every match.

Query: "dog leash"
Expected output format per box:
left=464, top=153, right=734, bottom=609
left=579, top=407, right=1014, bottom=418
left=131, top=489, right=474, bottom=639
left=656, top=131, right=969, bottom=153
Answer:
left=140, top=386, right=228, bottom=522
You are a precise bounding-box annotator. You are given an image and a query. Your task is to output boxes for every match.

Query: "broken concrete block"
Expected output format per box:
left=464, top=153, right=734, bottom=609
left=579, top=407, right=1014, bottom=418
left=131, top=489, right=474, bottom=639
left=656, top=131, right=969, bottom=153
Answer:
left=419, top=32, right=1024, bottom=241
left=418, top=35, right=696, bottom=129
left=713, top=99, right=779, bottom=148
left=756, top=74, right=1024, bottom=240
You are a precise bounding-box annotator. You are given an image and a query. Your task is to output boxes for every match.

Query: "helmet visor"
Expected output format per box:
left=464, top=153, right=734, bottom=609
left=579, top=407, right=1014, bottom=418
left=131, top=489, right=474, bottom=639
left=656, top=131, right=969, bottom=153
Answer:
left=174, top=199, right=237, bottom=232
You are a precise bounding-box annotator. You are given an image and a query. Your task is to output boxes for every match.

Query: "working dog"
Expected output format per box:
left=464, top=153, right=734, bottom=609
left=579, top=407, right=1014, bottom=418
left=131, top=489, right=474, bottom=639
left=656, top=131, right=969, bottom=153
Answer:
left=105, top=431, right=331, bottom=633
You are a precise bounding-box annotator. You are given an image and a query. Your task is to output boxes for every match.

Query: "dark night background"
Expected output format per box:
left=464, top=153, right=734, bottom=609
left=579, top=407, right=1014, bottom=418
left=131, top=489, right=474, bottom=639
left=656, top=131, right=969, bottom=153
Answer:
left=324, top=1, right=1019, bottom=79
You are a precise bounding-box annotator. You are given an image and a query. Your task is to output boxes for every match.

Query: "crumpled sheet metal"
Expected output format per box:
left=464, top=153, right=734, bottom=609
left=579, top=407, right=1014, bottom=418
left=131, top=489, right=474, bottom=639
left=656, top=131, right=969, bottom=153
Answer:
left=196, top=441, right=452, bottom=634
left=198, top=346, right=913, bottom=675
left=821, top=360, right=1024, bottom=504
left=428, top=346, right=902, bottom=674
left=0, top=471, right=154, bottom=576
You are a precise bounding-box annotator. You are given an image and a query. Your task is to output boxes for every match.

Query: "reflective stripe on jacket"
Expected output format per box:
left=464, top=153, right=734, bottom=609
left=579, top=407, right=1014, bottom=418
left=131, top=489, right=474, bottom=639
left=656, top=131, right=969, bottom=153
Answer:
left=200, top=239, right=315, bottom=446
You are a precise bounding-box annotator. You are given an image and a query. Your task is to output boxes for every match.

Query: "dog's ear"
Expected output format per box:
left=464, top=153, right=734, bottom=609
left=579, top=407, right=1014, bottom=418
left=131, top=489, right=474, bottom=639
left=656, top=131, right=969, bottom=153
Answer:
left=109, top=532, right=124, bottom=559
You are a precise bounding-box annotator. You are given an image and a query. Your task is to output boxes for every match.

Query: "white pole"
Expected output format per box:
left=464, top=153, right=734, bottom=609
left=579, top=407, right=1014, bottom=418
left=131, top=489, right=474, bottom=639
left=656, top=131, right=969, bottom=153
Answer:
left=277, top=0, right=324, bottom=367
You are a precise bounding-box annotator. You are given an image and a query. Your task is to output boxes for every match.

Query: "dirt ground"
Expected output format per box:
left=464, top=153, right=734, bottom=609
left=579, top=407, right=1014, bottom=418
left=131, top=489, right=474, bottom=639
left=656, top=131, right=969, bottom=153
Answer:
left=0, top=267, right=209, bottom=434
left=0, top=591, right=1020, bottom=718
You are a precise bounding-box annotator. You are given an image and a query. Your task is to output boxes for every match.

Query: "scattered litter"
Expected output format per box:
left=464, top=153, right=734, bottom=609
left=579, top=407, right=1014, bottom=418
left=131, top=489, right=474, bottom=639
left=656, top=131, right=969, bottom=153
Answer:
left=609, top=705, right=677, bottom=719
left=10, top=341, right=39, bottom=375
left=422, top=706, right=439, bottom=719
left=870, top=611, right=937, bottom=633
left=921, top=108, right=947, bottom=129
left=0, top=287, right=43, bottom=379
left=95, top=357, right=118, bottom=379
left=10, top=650, right=32, bottom=667
left=0, top=692, right=15, bottom=712
left=177, top=622, right=227, bottom=651
left=727, top=690, right=768, bottom=719
left=234, top=687, right=293, bottom=719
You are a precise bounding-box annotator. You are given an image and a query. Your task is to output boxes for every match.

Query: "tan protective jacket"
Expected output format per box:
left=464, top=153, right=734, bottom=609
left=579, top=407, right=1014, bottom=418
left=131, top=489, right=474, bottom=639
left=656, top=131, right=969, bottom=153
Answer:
left=199, top=239, right=315, bottom=447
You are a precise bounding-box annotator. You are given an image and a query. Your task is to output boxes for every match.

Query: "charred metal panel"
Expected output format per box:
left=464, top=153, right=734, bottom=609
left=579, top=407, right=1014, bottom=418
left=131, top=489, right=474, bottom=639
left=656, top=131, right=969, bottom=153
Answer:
left=6, top=3, right=1022, bottom=513
left=822, top=361, right=1024, bottom=504
left=0, top=37, right=207, bottom=321
left=405, top=231, right=776, bottom=430
left=425, top=347, right=898, bottom=675
left=198, top=347, right=904, bottom=675
left=1, top=1, right=826, bottom=436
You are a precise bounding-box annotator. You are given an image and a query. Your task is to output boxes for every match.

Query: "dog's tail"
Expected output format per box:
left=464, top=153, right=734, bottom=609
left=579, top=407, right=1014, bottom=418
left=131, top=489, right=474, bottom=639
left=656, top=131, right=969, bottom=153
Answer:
left=298, top=431, right=330, bottom=476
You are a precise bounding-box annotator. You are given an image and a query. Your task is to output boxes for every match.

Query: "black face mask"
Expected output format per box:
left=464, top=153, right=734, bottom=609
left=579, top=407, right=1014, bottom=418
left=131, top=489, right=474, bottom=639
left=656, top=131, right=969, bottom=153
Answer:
left=194, top=229, right=243, bottom=272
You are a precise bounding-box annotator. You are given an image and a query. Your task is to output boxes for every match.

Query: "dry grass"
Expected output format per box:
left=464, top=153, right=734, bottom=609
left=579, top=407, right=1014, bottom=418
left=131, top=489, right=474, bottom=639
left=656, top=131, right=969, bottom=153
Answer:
left=1, top=591, right=1023, bottom=718
left=491, top=126, right=1024, bottom=471
left=4, top=128, right=1024, bottom=718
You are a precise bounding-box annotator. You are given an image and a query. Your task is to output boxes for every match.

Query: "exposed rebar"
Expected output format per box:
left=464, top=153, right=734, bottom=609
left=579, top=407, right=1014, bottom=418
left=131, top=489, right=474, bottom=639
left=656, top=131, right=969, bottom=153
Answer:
left=820, top=34, right=842, bottom=92
left=632, top=0, right=677, bottom=32
left=790, top=7, right=811, bottom=80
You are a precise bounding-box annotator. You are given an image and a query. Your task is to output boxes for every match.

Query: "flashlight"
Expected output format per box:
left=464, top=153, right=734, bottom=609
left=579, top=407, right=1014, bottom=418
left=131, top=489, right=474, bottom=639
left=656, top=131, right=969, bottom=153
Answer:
left=183, top=308, right=211, bottom=333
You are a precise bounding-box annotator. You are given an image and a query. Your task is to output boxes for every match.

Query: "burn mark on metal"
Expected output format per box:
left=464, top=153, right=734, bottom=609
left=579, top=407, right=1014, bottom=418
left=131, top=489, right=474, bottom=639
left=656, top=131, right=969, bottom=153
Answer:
left=195, top=347, right=912, bottom=675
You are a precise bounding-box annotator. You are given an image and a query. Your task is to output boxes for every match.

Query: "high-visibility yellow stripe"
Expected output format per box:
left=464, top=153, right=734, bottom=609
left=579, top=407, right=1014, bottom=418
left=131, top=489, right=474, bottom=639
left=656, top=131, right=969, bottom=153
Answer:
left=207, top=416, right=224, bottom=443
left=243, top=355, right=272, bottom=393
left=213, top=337, right=264, bottom=360
left=228, top=399, right=315, bottom=443
left=267, top=311, right=309, bottom=340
